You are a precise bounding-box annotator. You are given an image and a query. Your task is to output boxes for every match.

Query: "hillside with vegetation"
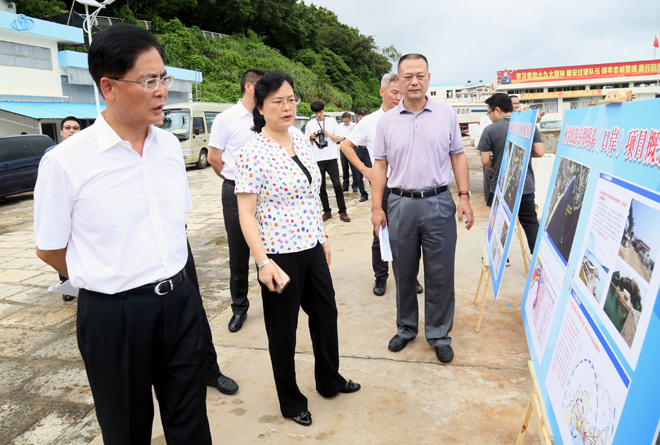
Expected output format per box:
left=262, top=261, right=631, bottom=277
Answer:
left=15, top=0, right=400, bottom=113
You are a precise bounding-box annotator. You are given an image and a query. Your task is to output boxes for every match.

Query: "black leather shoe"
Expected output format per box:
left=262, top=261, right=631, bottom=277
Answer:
left=292, top=411, right=312, bottom=426
left=388, top=334, right=410, bottom=352
left=207, top=375, right=239, bottom=395
left=342, top=187, right=349, bottom=192
left=435, top=345, right=454, bottom=363
left=373, top=278, right=386, bottom=296
left=340, top=380, right=361, bottom=393
left=352, top=188, right=358, bottom=193
left=416, top=281, right=423, bottom=294
left=359, top=194, right=368, bottom=202
left=228, top=313, right=247, bottom=332
left=62, top=294, right=75, bottom=302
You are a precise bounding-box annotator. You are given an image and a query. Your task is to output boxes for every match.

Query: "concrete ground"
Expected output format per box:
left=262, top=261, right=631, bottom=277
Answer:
left=0, top=142, right=541, bottom=444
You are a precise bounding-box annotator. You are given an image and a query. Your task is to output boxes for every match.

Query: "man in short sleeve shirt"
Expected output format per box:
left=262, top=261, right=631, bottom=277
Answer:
left=337, top=111, right=359, bottom=193
left=208, top=68, right=265, bottom=333
left=478, top=93, right=545, bottom=254
left=33, top=24, right=211, bottom=444
left=304, top=100, right=350, bottom=222
left=372, top=54, right=474, bottom=364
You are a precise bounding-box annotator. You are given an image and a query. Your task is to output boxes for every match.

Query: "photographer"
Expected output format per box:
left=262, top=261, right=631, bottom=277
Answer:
left=304, top=101, right=350, bottom=222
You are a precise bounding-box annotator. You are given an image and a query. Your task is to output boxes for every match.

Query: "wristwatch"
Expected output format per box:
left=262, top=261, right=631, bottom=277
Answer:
left=458, top=191, right=471, bottom=198
left=257, top=259, right=271, bottom=269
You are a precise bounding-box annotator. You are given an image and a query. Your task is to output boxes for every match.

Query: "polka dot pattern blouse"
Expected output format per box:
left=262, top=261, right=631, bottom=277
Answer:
left=234, top=132, right=326, bottom=254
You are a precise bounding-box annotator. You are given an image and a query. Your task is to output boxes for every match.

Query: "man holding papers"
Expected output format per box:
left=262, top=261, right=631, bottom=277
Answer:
left=371, top=54, right=474, bottom=363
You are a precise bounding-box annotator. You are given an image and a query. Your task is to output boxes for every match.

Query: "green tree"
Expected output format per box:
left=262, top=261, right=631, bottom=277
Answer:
left=13, top=0, right=67, bottom=17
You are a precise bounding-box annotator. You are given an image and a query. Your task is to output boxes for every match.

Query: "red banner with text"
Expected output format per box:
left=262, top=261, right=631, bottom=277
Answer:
left=498, top=60, right=659, bottom=84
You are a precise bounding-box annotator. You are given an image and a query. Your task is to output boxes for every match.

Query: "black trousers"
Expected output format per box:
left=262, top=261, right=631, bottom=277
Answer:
left=372, top=187, right=391, bottom=280
left=353, top=146, right=370, bottom=197
left=222, top=180, right=251, bottom=316
left=340, top=150, right=358, bottom=191
left=259, top=243, right=346, bottom=417
left=317, top=159, right=347, bottom=214
left=518, top=192, right=540, bottom=254
left=487, top=191, right=539, bottom=254
left=77, top=276, right=211, bottom=445
left=185, top=239, right=222, bottom=381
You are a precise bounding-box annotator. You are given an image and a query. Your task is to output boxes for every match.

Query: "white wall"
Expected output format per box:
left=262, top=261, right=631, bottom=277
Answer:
left=0, top=109, right=39, bottom=135
left=0, top=30, right=64, bottom=99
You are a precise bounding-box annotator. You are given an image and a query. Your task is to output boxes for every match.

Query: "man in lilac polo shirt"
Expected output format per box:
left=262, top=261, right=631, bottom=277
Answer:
left=371, top=53, right=474, bottom=363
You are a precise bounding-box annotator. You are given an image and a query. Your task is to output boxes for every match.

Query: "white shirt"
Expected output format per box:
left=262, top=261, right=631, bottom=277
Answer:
left=336, top=122, right=355, bottom=138
left=304, top=117, right=339, bottom=162
left=208, top=99, right=255, bottom=180
left=346, top=107, right=385, bottom=165
left=34, top=113, right=192, bottom=294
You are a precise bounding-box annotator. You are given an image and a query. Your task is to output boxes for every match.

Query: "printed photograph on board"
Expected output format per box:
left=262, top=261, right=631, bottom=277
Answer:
left=487, top=195, right=500, bottom=243
left=497, top=141, right=513, bottom=192
left=578, top=232, right=611, bottom=304
left=545, top=157, right=591, bottom=263
left=603, top=258, right=648, bottom=348
left=618, top=198, right=659, bottom=283
left=502, top=143, right=526, bottom=213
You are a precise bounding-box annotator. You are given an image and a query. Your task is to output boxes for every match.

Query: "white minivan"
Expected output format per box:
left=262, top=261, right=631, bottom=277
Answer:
left=161, top=102, right=233, bottom=169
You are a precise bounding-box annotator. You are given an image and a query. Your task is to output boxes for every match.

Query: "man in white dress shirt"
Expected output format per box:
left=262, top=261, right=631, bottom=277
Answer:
left=340, top=74, right=423, bottom=297
left=208, top=68, right=265, bottom=333
left=33, top=24, right=211, bottom=444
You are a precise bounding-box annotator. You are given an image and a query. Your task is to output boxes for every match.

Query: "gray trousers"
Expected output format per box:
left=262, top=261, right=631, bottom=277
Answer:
left=388, top=191, right=457, bottom=347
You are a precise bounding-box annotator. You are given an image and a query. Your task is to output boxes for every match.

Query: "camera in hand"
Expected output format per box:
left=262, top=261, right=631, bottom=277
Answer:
left=314, top=129, right=328, bottom=148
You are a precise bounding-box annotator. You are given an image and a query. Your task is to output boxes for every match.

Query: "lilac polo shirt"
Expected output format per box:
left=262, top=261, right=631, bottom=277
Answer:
left=374, top=97, right=464, bottom=189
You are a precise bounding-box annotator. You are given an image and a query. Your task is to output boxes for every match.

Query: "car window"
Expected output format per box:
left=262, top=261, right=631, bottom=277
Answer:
left=0, top=137, right=30, bottom=162
left=193, top=117, right=205, bottom=135
left=26, top=136, right=53, bottom=157
left=204, top=112, right=220, bottom=132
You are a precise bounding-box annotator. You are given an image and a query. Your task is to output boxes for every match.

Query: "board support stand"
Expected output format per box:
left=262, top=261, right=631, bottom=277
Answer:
left=516, top=219, right=529, bottom=276
left=517, top=361, right=554, bottom=445
left=474, top=246, right=491, bottom=333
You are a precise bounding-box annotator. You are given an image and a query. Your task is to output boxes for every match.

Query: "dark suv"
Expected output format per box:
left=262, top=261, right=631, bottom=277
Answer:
left=0, top=134, right=55, bottom=199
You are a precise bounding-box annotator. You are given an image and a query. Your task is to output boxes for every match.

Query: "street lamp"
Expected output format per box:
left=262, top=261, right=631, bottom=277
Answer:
left=76, top=0, right=115, bottom=116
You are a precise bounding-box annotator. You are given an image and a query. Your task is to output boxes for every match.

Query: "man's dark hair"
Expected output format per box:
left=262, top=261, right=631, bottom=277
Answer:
left=61, top=116, right=81, bottom=130
left=310, top=101, right=325, bottom=112
left=240, top=69, right=266, bottom=95
left=88, top=24, right=165, bottom=92
left=509, top=95, right=519, bottom=99
left=397, top=53, right=429, bottom=71
left=356, top=108, right=367, bottom=116
left=251, top=70, right=295, bottom=133
left=341, top=112, right=352, bottom=119
left=485, top=93, right=513, bottom=113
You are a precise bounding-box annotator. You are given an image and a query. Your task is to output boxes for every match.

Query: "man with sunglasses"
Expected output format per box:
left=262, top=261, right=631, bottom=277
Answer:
left=34, top=24, right=211, bottom=444
left=44, top=116, right=82, bottom=301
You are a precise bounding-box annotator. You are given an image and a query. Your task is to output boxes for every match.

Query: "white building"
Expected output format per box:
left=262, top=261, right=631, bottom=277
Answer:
left=0, top=3, right=202, bottom=141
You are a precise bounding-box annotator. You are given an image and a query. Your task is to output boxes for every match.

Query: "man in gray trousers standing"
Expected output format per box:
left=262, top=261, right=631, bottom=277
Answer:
left=371, top=53, right=474, bottom=363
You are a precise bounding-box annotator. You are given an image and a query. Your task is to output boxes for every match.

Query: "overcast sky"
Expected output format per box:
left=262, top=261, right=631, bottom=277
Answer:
left=307, top=0, right=660, bottom=85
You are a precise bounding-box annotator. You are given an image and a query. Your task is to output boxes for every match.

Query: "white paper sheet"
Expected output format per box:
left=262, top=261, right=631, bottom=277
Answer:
left=379, top=224, right=393, bottom=262
left=48, top=280, right=79, bottom=297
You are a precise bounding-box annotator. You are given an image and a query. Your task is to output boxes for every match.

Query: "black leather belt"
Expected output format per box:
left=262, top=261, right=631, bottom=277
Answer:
left=390, top=186, right=448, bottom=199
left=124, top=269, right=187, bottom=297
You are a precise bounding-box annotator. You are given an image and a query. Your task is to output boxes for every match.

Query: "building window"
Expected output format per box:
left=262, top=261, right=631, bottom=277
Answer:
left=0, top=40, right=52, bottom=70
left=430, top=91, right=436, bottom=96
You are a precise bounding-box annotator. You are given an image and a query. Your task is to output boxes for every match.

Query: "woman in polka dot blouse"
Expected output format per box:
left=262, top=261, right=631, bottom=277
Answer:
left=235, top=70, right=361, bottom=427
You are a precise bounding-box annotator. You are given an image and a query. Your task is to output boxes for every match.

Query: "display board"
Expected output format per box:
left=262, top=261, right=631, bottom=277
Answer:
left=485, top=109, right=538, bottom=297
left=521, top=98, right=660, bottom=444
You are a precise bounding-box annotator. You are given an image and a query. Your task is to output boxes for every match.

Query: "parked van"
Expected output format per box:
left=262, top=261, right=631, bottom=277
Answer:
left=161, top=102, right=233, bottom=169
left=0, top=134, right=54, bottom=198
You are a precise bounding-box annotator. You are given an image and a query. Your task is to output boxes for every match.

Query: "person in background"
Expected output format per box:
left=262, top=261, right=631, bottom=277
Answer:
left=44, top=116, right=82, bottom=301
left=236, top=70, right=360, bottom=427
left=208, top=68, right=266, bottom=333
left=340, top=73, right=423, bottom=297
left=304, top=101, right=351, bottom=222
left=337, top=112, right=358, bottom=193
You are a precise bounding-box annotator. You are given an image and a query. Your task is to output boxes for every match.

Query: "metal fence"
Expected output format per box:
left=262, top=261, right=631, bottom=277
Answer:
left=86, top=15, right=229, bottom=40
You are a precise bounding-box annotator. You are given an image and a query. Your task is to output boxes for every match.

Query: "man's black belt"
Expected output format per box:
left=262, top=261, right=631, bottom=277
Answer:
left=124, top=269, right=187, bottom=297
left=390, top=186, right=448, bottom=199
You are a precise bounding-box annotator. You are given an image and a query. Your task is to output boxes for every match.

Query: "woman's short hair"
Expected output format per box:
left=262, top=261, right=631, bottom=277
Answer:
left=251, top=70, right=295, bottom=133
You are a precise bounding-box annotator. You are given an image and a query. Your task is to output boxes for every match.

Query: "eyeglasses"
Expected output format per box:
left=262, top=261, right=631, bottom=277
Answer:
left=63, top=126, right=80, bottom=131
left=265, top=98, right=301, bottom=107
left=107, top=75, right=175, bottom=92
